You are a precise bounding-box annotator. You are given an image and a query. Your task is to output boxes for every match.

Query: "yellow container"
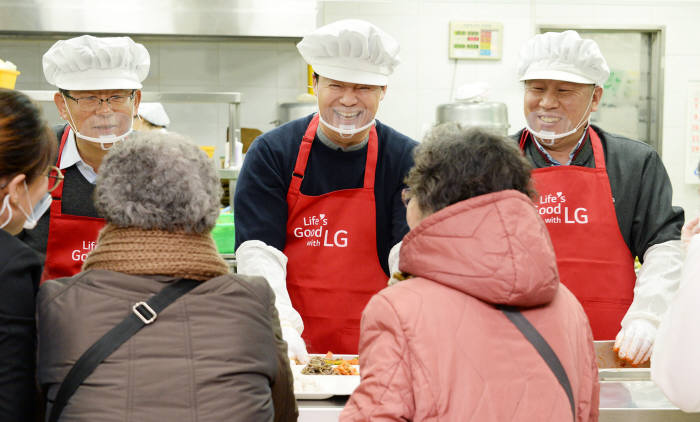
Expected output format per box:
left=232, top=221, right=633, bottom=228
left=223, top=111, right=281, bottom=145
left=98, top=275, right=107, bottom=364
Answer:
left=0, top=69, right=20, bottom=89
left=200, top=145, right=215, bottom=159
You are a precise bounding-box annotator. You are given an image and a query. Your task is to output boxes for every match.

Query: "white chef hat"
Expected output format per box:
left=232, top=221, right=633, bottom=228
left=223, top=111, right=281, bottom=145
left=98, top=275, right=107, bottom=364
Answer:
left=138, top=102, right=170, bottom=127
left=297, top=19, right=400, bottom=86
left=518, top=30, right=610, bottom=87
left=43, top=35, right=150, bottom=90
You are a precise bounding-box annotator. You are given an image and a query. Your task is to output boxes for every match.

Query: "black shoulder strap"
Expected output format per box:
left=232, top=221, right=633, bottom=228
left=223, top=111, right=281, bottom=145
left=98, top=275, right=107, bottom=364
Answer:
left=48, top=278, right=200, bottom=422
left=498, top=305, right=576, bottom=421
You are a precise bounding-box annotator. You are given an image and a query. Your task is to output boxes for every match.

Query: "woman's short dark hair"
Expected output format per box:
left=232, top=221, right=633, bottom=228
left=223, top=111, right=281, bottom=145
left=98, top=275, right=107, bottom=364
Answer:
left=405, top=123, right=535, bottom=214
left=0, top=89, right=56, bottom=184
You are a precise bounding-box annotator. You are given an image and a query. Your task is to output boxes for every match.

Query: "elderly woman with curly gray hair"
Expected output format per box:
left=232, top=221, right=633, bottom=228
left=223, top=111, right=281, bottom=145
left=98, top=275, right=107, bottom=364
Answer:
left=341, top=125, right=599, bottom=422
left=37, top=131, right=297, bottom=422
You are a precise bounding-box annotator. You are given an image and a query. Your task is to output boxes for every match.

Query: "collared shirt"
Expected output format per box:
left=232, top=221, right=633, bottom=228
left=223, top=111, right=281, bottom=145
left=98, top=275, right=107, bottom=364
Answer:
left=532, top=129, right=588, bottom=166
left=316, top=126, right=369, bottom=152
left=59, top=129, right=97, bottom=184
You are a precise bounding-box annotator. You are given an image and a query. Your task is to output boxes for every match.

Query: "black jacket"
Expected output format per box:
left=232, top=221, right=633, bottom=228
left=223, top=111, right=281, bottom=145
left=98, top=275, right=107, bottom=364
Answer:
left=0, top=229, right=41, bottom=420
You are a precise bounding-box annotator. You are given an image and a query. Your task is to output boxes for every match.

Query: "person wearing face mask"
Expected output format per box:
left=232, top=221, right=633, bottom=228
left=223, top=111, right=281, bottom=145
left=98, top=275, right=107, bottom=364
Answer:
left=18, top=35, right=148, bottom=283
left=514, top=30, right=684, bottom=365
left=234, top=19, right=418, bottom=360
left=0, top=89, right=60, bottom=420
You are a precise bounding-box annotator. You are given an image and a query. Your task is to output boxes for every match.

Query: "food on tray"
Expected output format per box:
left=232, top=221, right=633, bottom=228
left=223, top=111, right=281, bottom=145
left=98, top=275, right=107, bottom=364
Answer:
left=334, top=360, right=359, bottom=375
left=301, top=356, right=335, bottom=375
left=323, top=351, right=359, bottom=366
left=298, top=352, right=360, bottom=376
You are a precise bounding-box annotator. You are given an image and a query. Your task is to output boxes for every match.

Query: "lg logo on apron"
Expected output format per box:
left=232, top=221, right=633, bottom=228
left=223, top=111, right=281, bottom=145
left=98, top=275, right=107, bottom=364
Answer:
left=292, top=213, right=349, bottom=247
left=71, top=240, right=97, bottom=261
left=536, top=192, right=589, bottom=224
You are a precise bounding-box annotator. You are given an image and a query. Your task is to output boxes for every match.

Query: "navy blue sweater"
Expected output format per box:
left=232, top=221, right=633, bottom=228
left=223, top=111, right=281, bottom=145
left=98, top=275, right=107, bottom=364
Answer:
left=234, top=115, right=418, bottom=275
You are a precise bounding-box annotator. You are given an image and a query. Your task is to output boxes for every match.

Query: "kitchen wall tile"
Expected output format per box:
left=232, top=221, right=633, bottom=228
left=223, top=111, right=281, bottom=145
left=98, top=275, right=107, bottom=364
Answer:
left=166, top=103, right=224, bottom=146
left=219, top=41, right=280, bottom=88
left=377, top=88, right=420, bottom=140
left=159, top=41, right=220, bottom=87
left=0, top=40, right=46, bottom=89
left=237, top=86, right=281, bottom=133
left=276, top=47, right=308, bottom=91
left=661, top=11, right=700, bottom=56
left=139, top=40, right=161, bottom=89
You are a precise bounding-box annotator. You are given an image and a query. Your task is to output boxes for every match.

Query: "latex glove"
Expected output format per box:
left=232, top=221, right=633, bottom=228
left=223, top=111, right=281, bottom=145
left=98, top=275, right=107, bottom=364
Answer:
left=681, top=216, right=700, bottom=248
left=387, top=241, right=403, bottom=286
left=614, top=318, right=656, bottom=365
left=620, top=239, right=682, bottom=363
left=236, top=240, right=304, bottom=334
left=282, top=324, right=309, bottom=364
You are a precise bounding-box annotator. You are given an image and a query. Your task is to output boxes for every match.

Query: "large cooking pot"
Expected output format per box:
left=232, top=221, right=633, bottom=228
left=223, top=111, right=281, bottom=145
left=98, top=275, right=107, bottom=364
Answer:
left=435, top=99, right=509, bottom=136
left=277, top=101, right=317, bottom=126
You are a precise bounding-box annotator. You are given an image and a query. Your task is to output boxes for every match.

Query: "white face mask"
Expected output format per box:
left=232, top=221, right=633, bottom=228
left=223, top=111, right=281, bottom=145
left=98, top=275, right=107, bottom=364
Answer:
left=62, top=95, right=135, bottom=150
left=317, top=113, right=375, bottom=138
left=525, top=89, right=596, bottom=147
left=0, top=195, right=11, bottom=230
left=0, top=181, right=51, bottom=231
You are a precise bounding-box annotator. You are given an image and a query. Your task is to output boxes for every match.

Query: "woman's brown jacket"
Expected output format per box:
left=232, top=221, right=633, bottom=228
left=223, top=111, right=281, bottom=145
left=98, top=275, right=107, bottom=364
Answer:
left=37, top=270, right=298, bottom=421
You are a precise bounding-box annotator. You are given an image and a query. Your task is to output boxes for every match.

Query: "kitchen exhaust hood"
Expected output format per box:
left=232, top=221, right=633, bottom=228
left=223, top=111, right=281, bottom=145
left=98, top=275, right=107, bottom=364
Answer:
left=0, top=0, right=318, bottom=38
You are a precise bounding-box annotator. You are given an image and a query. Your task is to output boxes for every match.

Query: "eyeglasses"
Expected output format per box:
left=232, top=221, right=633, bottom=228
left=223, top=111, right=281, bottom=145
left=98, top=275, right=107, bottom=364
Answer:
left=401, top=187, right=412, bottom=207
left=47, top=166, right=64, bottom=193
left=63, top=91, right=136, bottom=112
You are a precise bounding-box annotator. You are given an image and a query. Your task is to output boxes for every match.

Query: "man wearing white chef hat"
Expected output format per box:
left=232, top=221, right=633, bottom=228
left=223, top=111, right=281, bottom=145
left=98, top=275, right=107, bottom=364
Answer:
left=135, top=102, right=170, bottom=132
left=19, top=35, right=148, bottom=282
left=514, top=30, right=683, bottom=365
left=234, top=19, right=417, bottom=361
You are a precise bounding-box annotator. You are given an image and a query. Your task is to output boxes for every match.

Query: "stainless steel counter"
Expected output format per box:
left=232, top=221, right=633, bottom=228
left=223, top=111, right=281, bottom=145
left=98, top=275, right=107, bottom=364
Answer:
left=297, top=381, right=700, bottom=421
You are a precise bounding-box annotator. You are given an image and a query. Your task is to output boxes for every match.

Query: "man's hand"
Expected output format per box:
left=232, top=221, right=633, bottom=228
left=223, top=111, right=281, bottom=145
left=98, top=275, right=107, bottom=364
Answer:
left=614, top=318, right=656, bottom=365
left=282, top=325, right=309, bottom=365
left=682, top=216, right=700, bottom=247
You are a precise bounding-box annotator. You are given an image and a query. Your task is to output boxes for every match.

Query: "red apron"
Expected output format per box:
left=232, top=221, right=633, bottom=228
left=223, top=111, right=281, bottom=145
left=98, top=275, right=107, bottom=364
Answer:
left=284, top=114, right=387, bottom=354
left=40, top=128, right=105, bottom=283
left=520, top=128, right=637, bottom=340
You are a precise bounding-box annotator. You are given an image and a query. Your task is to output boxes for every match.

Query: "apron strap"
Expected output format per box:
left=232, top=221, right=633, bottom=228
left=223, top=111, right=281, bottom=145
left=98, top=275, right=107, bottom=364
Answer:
left=286, top=114, right=379, bottom=212
left=49, top=127, right=71, bottom=217
left=286, top=114, right=319, bottom=213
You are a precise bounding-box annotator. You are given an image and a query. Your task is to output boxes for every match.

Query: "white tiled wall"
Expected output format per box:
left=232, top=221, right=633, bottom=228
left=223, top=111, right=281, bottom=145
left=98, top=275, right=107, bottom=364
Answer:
left=321, top=0, right=700, bottom=219
left=1, top=36, right=309, bottom=163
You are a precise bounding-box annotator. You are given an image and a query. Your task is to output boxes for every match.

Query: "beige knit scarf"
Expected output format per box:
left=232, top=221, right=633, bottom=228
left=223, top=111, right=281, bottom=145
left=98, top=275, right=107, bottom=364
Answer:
left=82, top=224, right=230, bottom=281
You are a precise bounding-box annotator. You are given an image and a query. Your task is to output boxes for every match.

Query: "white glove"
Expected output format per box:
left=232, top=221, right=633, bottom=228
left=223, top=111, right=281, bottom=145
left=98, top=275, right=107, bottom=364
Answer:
left=282, top=325, right=309, bottom=364
left=235, top=240, right=305, bottom=334
left=387, top=241, right=402, bottom=286
left=614, top=318, right=656, bottom=364
left=617, top=239, right=683, bottom=364
left=681, top=216, right=700, bottom=248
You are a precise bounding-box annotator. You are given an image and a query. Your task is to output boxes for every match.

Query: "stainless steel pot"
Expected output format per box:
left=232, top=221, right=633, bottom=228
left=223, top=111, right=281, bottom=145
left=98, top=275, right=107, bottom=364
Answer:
left=277, top=102, right=317, bottom=126
left=435, top=100, right=509, bottom=136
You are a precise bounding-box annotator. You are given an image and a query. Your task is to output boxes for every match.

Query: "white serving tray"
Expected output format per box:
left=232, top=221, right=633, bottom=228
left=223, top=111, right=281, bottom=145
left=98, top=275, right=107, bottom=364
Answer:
left=292, top=354, right=361, bottom=400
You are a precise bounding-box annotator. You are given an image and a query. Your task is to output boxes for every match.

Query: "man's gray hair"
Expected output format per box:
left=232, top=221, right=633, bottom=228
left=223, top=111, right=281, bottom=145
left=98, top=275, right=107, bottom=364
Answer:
left=94, top=131, right=222, bottom=233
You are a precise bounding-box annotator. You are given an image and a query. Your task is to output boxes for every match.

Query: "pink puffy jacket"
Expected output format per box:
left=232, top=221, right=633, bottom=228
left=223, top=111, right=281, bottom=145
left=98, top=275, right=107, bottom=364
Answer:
left=341, top=190, right=599, bottom=422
